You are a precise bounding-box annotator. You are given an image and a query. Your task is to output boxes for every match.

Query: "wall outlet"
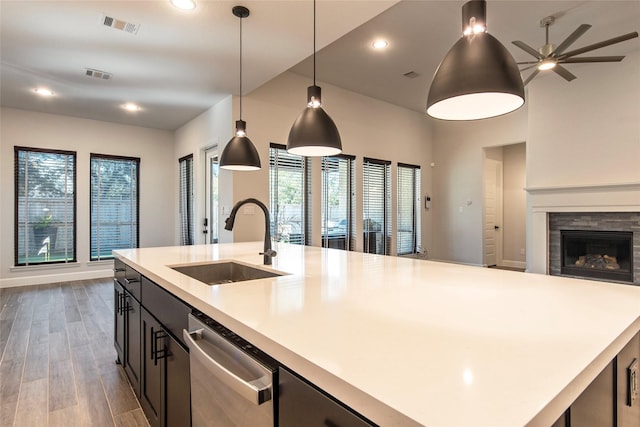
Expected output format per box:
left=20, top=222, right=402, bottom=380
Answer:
left=243, top=205, right=255, bottom=215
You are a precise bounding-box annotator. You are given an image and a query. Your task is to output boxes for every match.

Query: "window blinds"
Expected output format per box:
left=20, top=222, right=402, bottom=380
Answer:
left=269, top=143, right=309, bottom=245
left=15, top=147, right=76, bottom=266
left=90, top=154, right=139, bottom=260
left=363, top=157, right=391, bottom=255
left=179, top=154, right=194, bottom=245
left=397, top=163, right=421, bottom=255
left=321, top=155, right=355, bottom=250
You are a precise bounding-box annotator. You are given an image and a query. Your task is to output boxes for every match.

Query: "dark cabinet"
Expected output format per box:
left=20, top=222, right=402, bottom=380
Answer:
left=114, top=280, right=142, bottom=396
left=140, top=307, right=191, bottom=427
left=114, top=279, right=126, bottom=364
left=570, top=361, right=615, bottom=427
left=114, top=260, right=191, bottom=426
left=617, top=332, right=640, bottom=427
left=124, top=292, right=141, bottom=396
left=279, top=367, right=374, bottom=427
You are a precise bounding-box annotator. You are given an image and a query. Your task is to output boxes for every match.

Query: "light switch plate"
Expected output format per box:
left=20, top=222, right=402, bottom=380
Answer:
left=628, top=358, right=638, bottom=406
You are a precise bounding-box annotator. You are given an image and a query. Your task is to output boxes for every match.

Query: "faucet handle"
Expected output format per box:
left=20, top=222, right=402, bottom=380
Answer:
left=259, top=249, right=277, bottom=258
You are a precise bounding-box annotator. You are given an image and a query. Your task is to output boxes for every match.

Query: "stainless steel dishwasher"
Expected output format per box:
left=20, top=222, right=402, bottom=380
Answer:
left=183, top=312, right=278, bottom=427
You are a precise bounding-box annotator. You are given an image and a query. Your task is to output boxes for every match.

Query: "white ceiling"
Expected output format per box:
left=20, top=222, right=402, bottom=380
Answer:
left=2, top=1, right=639, bottom=131
left=0, top=0, right=395, bottom=130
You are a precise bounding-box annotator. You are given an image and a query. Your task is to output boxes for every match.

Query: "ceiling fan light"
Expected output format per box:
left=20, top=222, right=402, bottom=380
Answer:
left=427, top=1, right=524, bottom=121
left=538, top=59, right=557, bottom=70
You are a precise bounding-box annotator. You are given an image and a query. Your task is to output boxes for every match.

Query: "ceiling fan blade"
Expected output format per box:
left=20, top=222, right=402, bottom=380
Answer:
left=553, top=65, right=577, bottom=82
left=519, top=64, right=539, bottom=72
left=523, top=69, right=540, bottom=86
left=517, top=61, right=540, bottom=65
left=561, top=56, right=625, bottom=63
left=553, top=24, right=591, bottom=55
left=512, top=41, right=543, bottom=59
left=558, top=32, right=639, bottom=60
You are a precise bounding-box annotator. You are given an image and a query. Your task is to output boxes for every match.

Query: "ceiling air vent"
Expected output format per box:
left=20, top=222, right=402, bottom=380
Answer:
left=102, top=15, right=140, bottom=35
left=85, top=68, right=113, bottom=80
left=403, top=71, right=420, bottom=79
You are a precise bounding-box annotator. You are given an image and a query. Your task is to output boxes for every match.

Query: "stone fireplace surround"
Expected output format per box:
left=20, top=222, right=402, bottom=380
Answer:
left=548, top=212, right=639, bottom=284
left=526, top=182, right=640, bottom=285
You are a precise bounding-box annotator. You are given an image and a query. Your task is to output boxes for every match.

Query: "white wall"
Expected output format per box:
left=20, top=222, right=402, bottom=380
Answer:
left=181, top=71, right=434, bottom=255
left=0, top=108, right=175, bottom=287
left=525, top=50, right=640, bottom=274
left=502, top=143, right=526, bottom=267
left=527, top=50, right=640, bottom=188
left=430, top=108, right=527, bottom=266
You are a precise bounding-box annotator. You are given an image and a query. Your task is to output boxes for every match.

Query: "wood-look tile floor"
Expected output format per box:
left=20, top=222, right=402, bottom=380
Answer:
left=0, top=278, right=148, bottom=427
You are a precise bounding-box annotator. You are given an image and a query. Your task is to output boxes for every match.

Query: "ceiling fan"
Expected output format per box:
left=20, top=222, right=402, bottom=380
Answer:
left=512, top=16, right=638, bottom=85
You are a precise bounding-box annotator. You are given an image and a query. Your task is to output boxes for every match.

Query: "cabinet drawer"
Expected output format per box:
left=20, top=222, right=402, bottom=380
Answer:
left=114, top=258, right=126, bottom=285
left=141, top=276, right=190, bottom=346
left=115, top=259, right=142, bottom=301
left=279, top=367, right=375, bottom=427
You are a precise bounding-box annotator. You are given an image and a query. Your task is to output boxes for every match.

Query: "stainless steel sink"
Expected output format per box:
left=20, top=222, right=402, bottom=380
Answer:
left=170, top=261, right=284, bottom=285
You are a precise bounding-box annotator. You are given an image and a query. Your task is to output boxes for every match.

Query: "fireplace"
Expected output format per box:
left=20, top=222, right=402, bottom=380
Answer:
left=548, top=212, right=640, bottom=285
left=561, top=230, right=634, bottom=283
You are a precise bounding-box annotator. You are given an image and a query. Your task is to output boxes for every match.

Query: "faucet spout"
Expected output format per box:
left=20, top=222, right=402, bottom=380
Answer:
left=224, top=198, right=277, bottom=265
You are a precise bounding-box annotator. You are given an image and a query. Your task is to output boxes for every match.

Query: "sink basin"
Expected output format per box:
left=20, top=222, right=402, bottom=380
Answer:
left=170, top=261, right=284, bottom=285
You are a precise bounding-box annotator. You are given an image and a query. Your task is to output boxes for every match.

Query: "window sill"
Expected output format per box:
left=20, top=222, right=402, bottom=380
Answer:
left=11, top=262, right=81, bottom=272
left=86, top=260, right=114, bottom=267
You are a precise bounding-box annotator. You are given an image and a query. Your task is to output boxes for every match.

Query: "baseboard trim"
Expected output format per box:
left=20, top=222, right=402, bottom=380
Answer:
left=429, top=259, right=485, bottom=268
left=501, top=260, right=527, bottom=269
left=0, top=269, right=112, bottom=288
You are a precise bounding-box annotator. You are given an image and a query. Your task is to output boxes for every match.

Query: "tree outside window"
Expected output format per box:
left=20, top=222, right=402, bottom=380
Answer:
left=15, top=147, right=76, bottom=265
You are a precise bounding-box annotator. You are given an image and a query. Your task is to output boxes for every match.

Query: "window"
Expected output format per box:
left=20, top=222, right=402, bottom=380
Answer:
left=363, top=157, right=391, bottom=255
left=269, top=143, right=310, bottom=245
left=397, top=163, right=421, bottom=255
left=321, top=155, right=355, bottom=250
left=15, top=147, right=76, bottom=265
left=90, top=154, right=139, bottom=260
left=179, top=154, right=194, bottom=245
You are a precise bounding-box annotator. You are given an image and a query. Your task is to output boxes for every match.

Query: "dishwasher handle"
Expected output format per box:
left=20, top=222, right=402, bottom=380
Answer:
left=183, top=328, right=272, bottom=405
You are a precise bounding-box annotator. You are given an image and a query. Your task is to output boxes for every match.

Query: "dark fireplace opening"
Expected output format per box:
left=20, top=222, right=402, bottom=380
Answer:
left=561, top=230, right=634, bottom=283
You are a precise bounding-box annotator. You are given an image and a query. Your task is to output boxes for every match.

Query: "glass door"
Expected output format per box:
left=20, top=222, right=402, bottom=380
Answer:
left=205, top=149, right=219, bottom=243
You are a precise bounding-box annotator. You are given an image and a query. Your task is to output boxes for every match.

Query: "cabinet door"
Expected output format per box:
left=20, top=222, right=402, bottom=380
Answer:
left=141, top=308, right=163, bottom=427
left=618, top=332, right=640, bottom=427
left=570, top=361, right=615, bottom=427
left=165, top=333, right=191, bottom=427
left=124, top=293, right=141, bottom=397
left=279, top=367, right=373, bottom=427
left=114, top=280, right=125, bottom=364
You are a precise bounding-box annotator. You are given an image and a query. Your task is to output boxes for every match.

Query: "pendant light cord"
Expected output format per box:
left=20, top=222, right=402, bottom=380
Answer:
left=313, top=0, right=316, bottom=86
left=239, top=14, right=243, bottom=120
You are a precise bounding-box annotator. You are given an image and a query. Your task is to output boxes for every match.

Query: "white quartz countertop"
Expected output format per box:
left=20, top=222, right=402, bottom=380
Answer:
left=114, top=242, right=640, bottom=427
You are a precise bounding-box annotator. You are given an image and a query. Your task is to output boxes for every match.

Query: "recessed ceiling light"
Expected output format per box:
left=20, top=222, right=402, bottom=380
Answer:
left=372, top=39, right=389, bottom=49
left=33, top=88, right=54, bottom=97
left=122, top=103, right=141, bottom=112
left=170, top=0, right=196, bottom=10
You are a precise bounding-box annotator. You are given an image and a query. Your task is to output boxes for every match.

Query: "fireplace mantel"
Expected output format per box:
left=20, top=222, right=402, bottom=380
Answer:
left=526, top=182, right=640, bottom=279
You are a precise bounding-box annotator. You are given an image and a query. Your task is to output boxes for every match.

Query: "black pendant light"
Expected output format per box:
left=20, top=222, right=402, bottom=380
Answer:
left=426, top=0, right=524, bottom=121
left=286, top=0, right=342, bottom=157
left=220, top=6, right=261, bottom=171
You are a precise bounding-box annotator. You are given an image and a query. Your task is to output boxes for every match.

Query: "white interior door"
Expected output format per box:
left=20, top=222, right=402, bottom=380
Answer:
left=205, top=149, right=219, bottom=244
left=483, top=159, right=503, bottom=267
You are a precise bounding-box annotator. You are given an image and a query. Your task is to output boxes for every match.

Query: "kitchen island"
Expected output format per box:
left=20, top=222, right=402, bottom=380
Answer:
left=114, top=242, right=640, bottom=427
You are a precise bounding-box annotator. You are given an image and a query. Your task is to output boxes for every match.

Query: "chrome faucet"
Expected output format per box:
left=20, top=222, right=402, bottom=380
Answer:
left=224, top=198, right=277, bottom=265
